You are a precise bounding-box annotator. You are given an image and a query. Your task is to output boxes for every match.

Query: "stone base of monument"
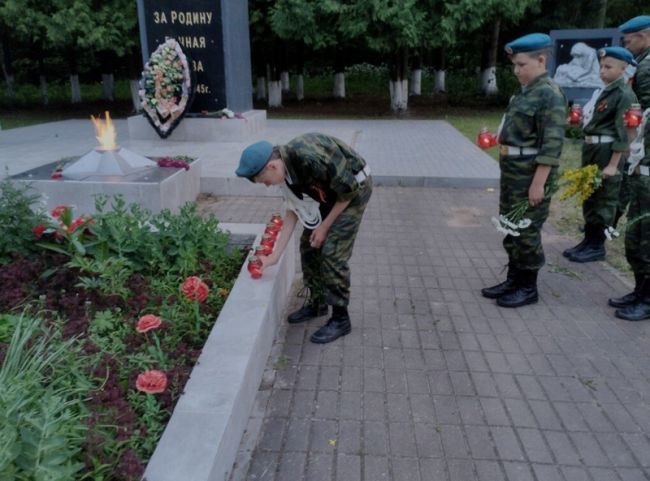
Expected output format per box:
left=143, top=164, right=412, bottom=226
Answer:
left=127, top=110, right=266, bottom=142
left=11, top=158, right=202, bottom=216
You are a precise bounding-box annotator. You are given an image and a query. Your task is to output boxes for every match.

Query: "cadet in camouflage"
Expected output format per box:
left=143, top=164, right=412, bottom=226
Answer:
left=615, top=16, right=650, bottom=227
left=481, top=33, right=567, bottom=308
left=236, top=133, right=373, bottom=343
left=565, top=47, right=638, bottom=264
left=609, top=15, right=650, bottom=321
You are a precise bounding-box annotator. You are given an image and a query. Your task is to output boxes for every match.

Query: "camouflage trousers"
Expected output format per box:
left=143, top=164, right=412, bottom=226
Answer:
left=625, top=174, right=650, bottom=276
left=581, top=143, right=622, bottom=228
left=300, top=177, right=373, bottom=307
left=499, top=156, right=557, bottom=271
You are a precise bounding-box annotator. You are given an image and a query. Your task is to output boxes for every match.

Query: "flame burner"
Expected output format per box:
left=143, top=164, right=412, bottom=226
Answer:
left=62, top=146, right=157, bottom=180
left=61, top=111, right=157, bottom=180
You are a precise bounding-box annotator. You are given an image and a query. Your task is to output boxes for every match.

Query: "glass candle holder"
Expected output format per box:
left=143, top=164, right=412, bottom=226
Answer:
left=568, top=104, right=582, bottom=125
left=624, top=103, right=643, bottom=128
left=270, top=213, right=283, bottom=228
left=247, top=256, right=263, bottom=279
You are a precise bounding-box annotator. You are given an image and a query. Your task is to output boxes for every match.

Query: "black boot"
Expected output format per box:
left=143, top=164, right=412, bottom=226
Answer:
left=568, top=224, right=605, bottom=263
left=562, top=236, right=588, bottom=258
left=481, top=266, right=517, bottom=299
left=615, top=277, right=650, bottom=321
left=310, top=306, right=351, bottom=343
left=287, top=298, right=328, bottom=324
left=609, top=272, right=643, bottom=308
left=497, top=269, right=539, bottom=308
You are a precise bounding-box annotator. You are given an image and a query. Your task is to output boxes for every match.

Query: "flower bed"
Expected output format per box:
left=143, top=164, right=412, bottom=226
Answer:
left=0, top=181, right=246, bottom=480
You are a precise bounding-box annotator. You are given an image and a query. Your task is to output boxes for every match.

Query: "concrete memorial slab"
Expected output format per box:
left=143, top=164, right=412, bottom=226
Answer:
left=133, top=0, right=263, bottom=142
left=549, top=28, right=623, bottom=106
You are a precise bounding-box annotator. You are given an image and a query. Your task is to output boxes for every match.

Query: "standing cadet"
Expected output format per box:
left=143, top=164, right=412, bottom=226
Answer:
left=613, top=15, right=650, bottom=227
left=609, top=15, right=650, bottom=321
left=481, top=33, right=567, bottom=307
left=236, top=133, right=373, bottom=342
left=564, top=47, right=638, bottom=263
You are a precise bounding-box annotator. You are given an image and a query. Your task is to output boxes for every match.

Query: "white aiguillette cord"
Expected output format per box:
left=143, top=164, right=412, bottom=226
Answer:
left=278, top=182, right=322, bottom=229
left=627, top=108, right=650, bottom=175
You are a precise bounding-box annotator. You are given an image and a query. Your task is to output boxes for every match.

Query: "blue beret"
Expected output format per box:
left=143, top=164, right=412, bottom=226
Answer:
left=598, top=46, right=638, bottom=66
left=619, top=15, right=650, bottom=34
left=236, top=140, right=273, bottom=179
left=504, top=33, right=552, bottom=54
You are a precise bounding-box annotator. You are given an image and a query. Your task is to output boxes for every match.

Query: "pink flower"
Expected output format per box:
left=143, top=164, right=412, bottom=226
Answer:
left=135, top=370, right=168, bottom=394
left=136, top=314, right=162, bottom=333
left=181, top=276, right=209, bottom=303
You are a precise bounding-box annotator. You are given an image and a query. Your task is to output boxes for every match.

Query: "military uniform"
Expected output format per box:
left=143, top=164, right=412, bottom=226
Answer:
left=482, top=33, right=567, bottom=308
left=236, top=133, right=373, bottom=343
left=498, top=73, right=567, bottom=271
left=610, top=15, right=650, bottom=321
left=566, top=73, right=637, bottom=262
left=279, top=133, right=373, bottom=308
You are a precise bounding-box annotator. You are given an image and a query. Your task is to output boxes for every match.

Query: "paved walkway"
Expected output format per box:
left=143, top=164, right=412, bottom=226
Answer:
left=203, top=188, right=650, bottom=481
left=0, top=119, right=498, bottom=189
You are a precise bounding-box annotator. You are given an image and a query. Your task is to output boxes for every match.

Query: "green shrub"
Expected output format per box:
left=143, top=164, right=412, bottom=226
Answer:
left=0, top=179, right=48, bottom=264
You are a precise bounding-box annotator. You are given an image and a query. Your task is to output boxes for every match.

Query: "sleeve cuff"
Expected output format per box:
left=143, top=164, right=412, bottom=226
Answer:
left=611, top=141, right=628, bottom=152
left=535, top=155, right=560, bottom=166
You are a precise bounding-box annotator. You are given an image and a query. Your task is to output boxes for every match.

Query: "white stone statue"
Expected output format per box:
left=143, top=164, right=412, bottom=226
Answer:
left=553, top=42, right=603, bottom=88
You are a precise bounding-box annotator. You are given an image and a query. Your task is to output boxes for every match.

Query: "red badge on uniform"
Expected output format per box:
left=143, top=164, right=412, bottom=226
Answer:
left=596, top=99, right=608, bottom=112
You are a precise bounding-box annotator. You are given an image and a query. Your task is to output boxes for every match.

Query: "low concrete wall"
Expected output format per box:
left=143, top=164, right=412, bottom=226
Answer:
left=128, top=110, right=266, bottom=142
left=143, top=223, right=295, bottom=481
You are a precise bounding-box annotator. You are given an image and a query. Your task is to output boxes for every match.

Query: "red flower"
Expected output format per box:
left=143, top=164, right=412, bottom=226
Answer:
left=51, top=170, right=63, bottom=180
left=135, top=370, right=168, bottom=394
left=32, top=225, right=46, bottom=239
left=136, top=314, right=162, bottom=333
left=51, top=205, right=68, bottom=219
left=181, top=276, right=209, bottom=303
left=67, top=215, right=89, bottom=234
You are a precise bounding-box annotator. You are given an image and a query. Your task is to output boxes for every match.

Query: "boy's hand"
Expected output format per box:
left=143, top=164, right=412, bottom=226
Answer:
left=309, top=224, right=329, bottom=249
left=602, top=165, right=618, bottom=178
left=259, top=254, right=278, bottom=270
left=528, top=183, right=545, bottom=207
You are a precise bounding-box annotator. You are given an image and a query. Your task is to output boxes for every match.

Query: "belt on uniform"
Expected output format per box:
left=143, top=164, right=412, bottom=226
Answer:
left=632, top=165, right=650, bottom=176
left=584, top=135, right=615, bottom=144
left=354, top=165, right=371, bottom=183
left=499, top=145, right=539, bottom=156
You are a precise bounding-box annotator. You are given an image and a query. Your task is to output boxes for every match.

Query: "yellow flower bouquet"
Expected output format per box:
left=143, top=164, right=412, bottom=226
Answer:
left=558, top=164, right=602, bottom=204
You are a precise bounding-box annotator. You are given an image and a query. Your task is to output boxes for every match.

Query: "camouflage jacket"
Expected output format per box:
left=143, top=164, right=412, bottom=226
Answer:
left=584, top=77, right=638, bottom=152
left=279, top=133, right=367, bottom=205
left=631, top=47, right=650, bottom=148
left=498, top=73, right=567, bottom=166
left=632, top=47, right=650, bottom=111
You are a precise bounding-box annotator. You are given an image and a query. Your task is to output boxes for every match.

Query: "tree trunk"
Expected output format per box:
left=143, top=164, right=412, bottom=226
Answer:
left=433, top=47, right=446, bottom=94
left=127, top=50, right=143, bottom=112
left=256, top=76, right=267, bottom=100
left=410, top=53, right=421, bottom=96
left=129, top=80, right=141, bottom=112
left=40, top=75, right=49, bottom=106
left=69, top=49, right=82, bottom=103
left=333, top=49, right=346, bottom=99
left=268, top=81, right=282, bottom=107
left=296, top=44, right=304, bottom=101
left=480, top=17, right=500, bottom=95
left=0, top=36, right=15, bottom=100
left=281, top=71, right=290, bottom=92
left=102, top=74, right=115, bottom=101
left=390, top=48, right=409, bottom=112
left=593, top=0, right=607, bottom=28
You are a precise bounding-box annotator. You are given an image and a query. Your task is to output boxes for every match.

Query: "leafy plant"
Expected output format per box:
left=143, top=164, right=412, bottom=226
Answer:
left=0, top=178, right=48, bottom=264
left=0, top=313, right=93, bottom=481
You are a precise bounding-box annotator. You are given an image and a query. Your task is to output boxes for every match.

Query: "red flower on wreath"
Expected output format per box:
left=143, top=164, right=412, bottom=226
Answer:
left=136, top=314, right=162, bottom=333
left=135, top=370, right=168, bottom=394
left=32, top=224, right=47, bottom=239
left=181, top=276, right=209, bottom=303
